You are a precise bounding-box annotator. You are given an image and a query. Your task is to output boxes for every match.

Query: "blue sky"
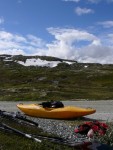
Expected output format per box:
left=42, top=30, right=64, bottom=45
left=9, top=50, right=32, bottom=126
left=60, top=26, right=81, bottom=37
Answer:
left=0, top=0, right=113, bottom=64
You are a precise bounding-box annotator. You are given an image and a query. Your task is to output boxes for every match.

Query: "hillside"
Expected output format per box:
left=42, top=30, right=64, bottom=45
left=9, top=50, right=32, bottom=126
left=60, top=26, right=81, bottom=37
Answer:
left=0, top=54, right=113, bottom=101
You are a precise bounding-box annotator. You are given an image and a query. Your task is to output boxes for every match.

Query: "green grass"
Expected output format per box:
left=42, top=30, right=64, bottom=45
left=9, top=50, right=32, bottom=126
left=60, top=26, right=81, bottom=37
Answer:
left=95, top=122, right=113, bottom=146
left=1, top=55, right=113, bottom=101
left=0, top=131, right=74, bottom=150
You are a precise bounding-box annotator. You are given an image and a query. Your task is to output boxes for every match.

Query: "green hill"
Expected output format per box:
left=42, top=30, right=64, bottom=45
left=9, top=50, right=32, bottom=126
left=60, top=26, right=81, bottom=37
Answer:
left=1, top=54, right=113, bottom=101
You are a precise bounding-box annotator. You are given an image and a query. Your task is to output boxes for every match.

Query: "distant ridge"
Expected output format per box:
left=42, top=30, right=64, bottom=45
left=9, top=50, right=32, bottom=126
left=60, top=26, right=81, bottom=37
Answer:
left=0, top=54, right=113, bottom=101
left=0, top=54, right=77, bottom=68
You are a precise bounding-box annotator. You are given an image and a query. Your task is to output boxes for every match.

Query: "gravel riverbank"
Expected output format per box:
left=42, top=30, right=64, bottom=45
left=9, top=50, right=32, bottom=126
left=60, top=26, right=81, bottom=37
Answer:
left=0, top=100, right=113, bottom=141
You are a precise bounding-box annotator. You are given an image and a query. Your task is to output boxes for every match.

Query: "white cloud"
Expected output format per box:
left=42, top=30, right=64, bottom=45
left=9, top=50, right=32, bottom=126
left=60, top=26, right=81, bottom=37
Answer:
left=27, top=34, right=46, bottom=47
left=97, top=21, right=113, bottom=28
left=87, top=0, right=113, bottom=3
left=0, top=49, right=25, bottom=55
left=63, top=0, right=113, bottom=3
left=47, top=28, right=99, bottom=43
left=44, top=27, right=113, bottom=64
left=63, top=0, right=80, bottom=2
left=1, top=28, right=113, bottom=64
left=0, top=17, right=4, bottom=25
left=0, top=30, right=46, bottom=55
left=75, top=7, right=94, bottom=16
left=105, top=34, right=113, bottom=45
left=77, top=45, right=113, bottom=64
left=45, top=27, right=101, bottom=60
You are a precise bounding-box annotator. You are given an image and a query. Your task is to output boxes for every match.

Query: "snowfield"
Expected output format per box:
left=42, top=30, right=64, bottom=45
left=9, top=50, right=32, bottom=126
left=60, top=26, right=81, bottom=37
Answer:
left=17, top=58, right=74, bottom=67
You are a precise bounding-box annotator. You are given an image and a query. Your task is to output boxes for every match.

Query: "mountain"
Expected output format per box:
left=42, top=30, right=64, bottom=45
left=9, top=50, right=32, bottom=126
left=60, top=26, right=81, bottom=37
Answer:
left=0, top=54, right=113, bottom=101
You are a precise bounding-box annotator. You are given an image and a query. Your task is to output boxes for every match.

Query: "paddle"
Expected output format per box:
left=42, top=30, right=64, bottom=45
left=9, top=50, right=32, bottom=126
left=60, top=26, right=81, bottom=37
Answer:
left=0, top=122, right=41, bottom=143
left=0, top=110, right=92, bottom=147
left=0, top=121, right=85, bottom=147
left=0, top=110, right=38, bottom=127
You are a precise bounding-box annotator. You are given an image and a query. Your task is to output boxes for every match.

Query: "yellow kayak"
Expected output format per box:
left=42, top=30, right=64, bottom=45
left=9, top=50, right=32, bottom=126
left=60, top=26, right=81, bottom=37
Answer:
left=17, top=103, right=96, bottom=119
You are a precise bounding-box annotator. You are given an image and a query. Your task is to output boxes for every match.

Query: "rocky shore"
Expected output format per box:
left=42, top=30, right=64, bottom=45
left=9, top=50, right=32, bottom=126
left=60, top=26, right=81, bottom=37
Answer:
left=32, top=117, right=77, bottom=141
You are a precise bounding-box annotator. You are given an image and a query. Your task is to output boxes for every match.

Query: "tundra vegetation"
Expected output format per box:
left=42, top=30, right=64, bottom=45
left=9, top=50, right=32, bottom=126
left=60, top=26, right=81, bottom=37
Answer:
left=1, top=55, right=113, bottom=101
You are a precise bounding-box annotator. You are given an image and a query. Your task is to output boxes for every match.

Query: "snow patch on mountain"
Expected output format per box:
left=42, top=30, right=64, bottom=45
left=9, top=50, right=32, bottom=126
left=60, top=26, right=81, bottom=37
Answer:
left=0, top=55, right=76, bottom=68
left=16, top=58, right=74, bottom=68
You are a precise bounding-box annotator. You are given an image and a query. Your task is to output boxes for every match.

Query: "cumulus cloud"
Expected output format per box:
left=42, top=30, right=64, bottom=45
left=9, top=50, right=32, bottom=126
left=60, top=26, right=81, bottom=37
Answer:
left=75, top=7, right=94, bottom=15
left=104, top=34, right=113, bottom=46
left=87, top=0, right=113, bottom=3
left=45, top=28, right=110, bottom=63
left=62, top=0, right=80, bottom=2
left=63, top=0, right=113, bottom=2
left=97, top=21, right=113, bottom=28
left=46, top=28, right=99, bottom=60
left=39, top=27, right=113, bottom=64
left=1, top=28, right=113, bottom=64
left=27, top=34, right=46, bottom=47
left=0, top=30, right=46, bottom=55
